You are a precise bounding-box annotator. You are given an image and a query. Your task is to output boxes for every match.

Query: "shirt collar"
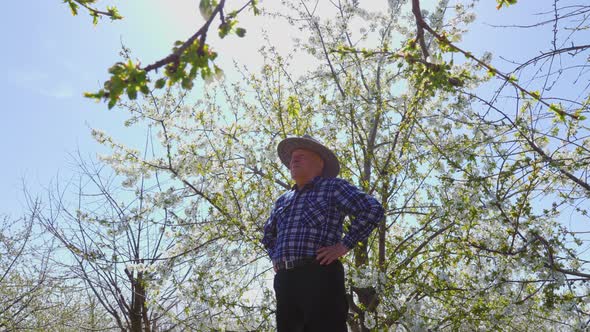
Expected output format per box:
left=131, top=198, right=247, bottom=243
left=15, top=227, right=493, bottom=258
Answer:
left=291, top=176, right=324, bottom=192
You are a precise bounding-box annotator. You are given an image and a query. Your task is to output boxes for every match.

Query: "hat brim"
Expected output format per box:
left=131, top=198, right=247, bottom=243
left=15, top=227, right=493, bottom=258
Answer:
left=277, top=137, right=340, bottom=178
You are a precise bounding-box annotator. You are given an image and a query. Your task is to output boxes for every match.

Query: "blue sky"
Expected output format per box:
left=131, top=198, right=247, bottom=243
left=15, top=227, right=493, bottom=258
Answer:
left=0, top=0, right=199, bottom=216
left=0, top=1, right=560, bottom=218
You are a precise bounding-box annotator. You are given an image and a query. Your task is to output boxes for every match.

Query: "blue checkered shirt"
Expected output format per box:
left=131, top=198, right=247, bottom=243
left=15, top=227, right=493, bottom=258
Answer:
left=261, top=176, right=385, bottom=264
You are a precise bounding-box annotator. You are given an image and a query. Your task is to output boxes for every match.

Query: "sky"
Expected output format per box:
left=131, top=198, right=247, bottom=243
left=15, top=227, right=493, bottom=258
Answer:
left=0, top=0, right=210, bottom=217
left=0, top=0, right=567, bottom=219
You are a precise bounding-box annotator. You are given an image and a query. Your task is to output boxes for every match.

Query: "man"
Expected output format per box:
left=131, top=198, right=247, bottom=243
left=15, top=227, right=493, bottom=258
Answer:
left=261, top=135, right=385, bottom=331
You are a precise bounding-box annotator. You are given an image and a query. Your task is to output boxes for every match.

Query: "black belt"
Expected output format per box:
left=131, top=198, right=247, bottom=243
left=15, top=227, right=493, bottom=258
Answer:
left=274, top=257, right=319, bottom=272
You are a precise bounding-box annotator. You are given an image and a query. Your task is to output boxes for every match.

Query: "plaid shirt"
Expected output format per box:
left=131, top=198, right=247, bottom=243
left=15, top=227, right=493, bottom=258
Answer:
left=261, top=176, right=384, bottom=264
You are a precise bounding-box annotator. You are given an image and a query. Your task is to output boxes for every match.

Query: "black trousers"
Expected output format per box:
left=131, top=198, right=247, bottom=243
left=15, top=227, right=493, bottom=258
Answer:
left=273, top=260, right=348, bottom=332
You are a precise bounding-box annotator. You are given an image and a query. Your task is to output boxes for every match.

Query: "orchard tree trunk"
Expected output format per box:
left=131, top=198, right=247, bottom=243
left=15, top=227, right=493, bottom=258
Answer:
left=128, top=271, right=149, bottom=332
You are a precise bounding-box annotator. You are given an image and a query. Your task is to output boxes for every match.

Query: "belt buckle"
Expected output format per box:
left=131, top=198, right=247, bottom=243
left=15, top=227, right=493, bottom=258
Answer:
left=285, top=260, right=295, bottom=270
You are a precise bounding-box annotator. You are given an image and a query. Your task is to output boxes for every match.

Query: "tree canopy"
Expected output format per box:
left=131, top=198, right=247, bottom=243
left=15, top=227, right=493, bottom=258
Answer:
left=1, top=0, right=589, bottom=330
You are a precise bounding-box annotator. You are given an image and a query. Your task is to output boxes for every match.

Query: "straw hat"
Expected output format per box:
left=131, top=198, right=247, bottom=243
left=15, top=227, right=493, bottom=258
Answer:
left=277, top=135, right=340, bottom=178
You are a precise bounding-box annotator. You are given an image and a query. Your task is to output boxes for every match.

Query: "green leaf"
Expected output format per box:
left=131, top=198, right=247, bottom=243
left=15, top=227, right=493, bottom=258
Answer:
left=508, top=74, right=518, bottom=83
left=496, top=0, right=518, bottom=10
left=218, top=23, right=230, bottom=38
left=68, top=1, right=79, bottom=16
left=155, top=78, right=167, bottom=89
left=486, top=69, right=496, bottom=78
left=213, top=65, right=224, bottom=80
left=236, top=28, right=246, bottom=38
left=530, top=90, right=541, bottom=100
left=108, top=63, right=125, bottom=75
left=181, top=77, right=194, bottom=90
left=251, top=0, right=261, bottom=15
left=286, top=95, right=301, bottom=118
left=106, top=6, right=123, bottom=20
left=84, top=90, right=105, bottom=100
left=218, top=20, right=237, bottom=39
left=199, top=0, right=216, bottom=20
left=107, top=98, right=117, bottom=109
left=126, top=87, right=137, bottom=100
left=549, top=103, right=566, bottom=122
left=139, top=85, right=149, bottom=95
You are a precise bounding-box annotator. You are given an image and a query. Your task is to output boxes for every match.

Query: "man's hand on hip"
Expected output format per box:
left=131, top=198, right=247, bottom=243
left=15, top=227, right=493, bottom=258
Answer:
left=316, top=243, right=349, bottom=265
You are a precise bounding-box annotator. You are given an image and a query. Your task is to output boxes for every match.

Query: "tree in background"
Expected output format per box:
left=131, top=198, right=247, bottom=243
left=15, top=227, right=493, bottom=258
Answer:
left=0, top=212, right=89, bottom=330
left=29, top=0, right=589, bottom=330
left=86, top=88, right=281, bottom=330
left=0, top=214, right=46, bottom=330
left=31, top=151, right=266, bottom=331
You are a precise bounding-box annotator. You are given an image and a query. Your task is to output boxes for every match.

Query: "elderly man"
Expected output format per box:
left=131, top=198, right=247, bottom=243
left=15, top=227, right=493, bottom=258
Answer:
left=262, top=135, right=384, bottom=331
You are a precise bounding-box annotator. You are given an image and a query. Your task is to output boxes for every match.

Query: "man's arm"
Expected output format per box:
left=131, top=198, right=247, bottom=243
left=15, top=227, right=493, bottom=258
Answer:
left=261, top=215, right=276, bottom=258
left=337, top=179, right=385, bottom=249
left=261, top=199, right=282, bottom=259
left=317, top=178, right=385, bottom=264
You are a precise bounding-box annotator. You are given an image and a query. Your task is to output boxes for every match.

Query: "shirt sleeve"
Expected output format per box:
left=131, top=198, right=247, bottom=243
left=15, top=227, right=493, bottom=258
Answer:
left=261, top=198, right=281, bottom=258
left=333, top=178, right=385, bottom=249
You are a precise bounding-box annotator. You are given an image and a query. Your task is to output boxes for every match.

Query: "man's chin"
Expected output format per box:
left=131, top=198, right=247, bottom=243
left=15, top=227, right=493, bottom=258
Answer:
left=290, top=171, right=302, bottom=179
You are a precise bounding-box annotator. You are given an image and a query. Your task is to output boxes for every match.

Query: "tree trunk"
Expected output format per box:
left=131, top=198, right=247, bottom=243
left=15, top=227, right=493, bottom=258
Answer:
left=129, top=273, right=148, bottom=332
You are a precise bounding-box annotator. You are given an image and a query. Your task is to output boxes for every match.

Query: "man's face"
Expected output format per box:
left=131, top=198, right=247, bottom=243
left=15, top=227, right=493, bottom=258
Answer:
left=290, top=149, right=324, bottom=180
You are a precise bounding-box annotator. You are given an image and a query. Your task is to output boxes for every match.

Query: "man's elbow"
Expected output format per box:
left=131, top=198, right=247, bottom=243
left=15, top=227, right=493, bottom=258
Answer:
left=372, top=201, right=385, bottom=223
